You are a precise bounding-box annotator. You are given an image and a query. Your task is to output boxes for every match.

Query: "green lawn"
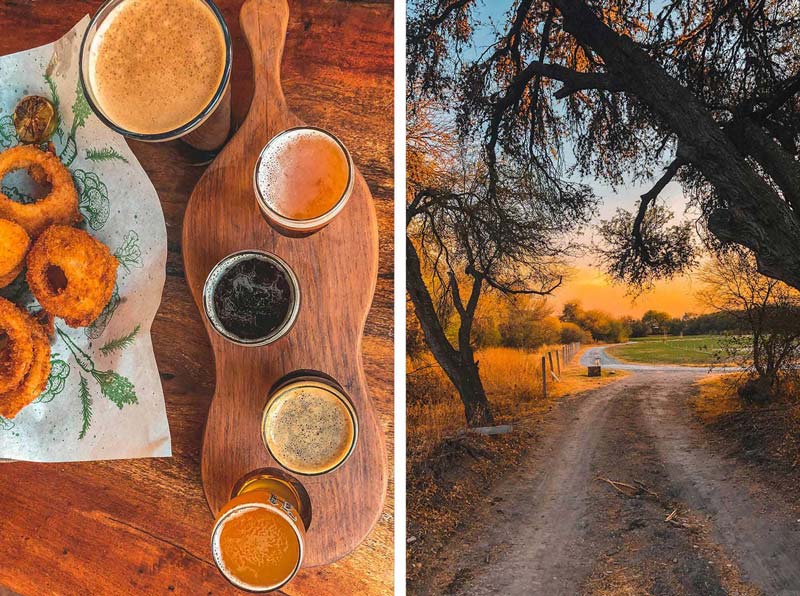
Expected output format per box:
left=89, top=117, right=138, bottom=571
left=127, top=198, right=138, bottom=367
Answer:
left=606, top=335, right=731, bottom=365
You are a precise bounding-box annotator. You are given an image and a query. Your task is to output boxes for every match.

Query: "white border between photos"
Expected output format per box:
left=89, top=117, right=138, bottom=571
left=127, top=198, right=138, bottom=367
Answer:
left=394, top=0, right=407, bottom=593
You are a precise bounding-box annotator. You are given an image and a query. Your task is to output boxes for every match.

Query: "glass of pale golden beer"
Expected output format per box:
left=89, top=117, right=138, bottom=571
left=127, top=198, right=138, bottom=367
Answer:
left=79, top=0, right=232, bottom=150
left=254, top=127, right=355, bottom=235
left=212, top=470, right=310, bottom=592
left=262, top=375, right=358, bottom=475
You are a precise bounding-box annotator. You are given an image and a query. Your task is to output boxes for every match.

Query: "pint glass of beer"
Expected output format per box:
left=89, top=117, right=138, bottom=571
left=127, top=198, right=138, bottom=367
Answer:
left=79, top=0, right=232, bottom=150
left=212, top=471, right=309, bottom=592
left=262, top=375, right=358, bottom=475
left=254, top=127, right=355, bottom=235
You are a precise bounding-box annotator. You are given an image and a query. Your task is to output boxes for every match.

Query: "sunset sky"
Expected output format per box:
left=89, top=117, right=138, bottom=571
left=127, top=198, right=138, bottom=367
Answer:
left=549, top=266, right=705, bottom=318
left=451, top=2, right=709, bottom=319
left=550, top=179, right=708, bottom=318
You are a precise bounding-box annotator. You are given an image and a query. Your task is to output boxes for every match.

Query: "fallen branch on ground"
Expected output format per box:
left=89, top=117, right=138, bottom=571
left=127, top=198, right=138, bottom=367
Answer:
left=596, top=476, right=658, bottom=498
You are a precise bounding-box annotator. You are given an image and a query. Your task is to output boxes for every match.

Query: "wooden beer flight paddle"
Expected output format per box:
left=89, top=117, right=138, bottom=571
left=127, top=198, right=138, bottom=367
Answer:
left=182, top=0, right=387, bottom=567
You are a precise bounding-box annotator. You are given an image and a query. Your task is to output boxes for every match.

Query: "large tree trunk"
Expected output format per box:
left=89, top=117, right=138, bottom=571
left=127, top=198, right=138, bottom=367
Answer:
left=452, top=357, right=494, bottom=427
left=407, top=237, right=495, bottom=426
left=552, top=0, right=800, bottom=290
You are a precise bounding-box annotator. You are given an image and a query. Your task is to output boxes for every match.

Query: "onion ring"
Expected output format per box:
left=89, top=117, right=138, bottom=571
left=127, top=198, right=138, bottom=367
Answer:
left=0, top=313, right=50, bottom=419
left=26, top=225, right=118, bottom=328
left=0, top=297, right=34, bottom=394
left=0, top=218, right=30, bottom=288
left=0, top=145, right=81, bottom=237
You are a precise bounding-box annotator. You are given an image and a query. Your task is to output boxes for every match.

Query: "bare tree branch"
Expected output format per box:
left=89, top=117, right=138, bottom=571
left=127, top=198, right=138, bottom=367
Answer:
left=633, top=156, right=686, bottom=262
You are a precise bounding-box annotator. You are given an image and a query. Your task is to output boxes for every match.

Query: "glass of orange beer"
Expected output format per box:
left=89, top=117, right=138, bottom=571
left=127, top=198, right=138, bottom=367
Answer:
left=79, top=0, right=232, bottom=149
left=212, top=470, right=310, bottom=592
left=254, top=127, right=355, bottom=235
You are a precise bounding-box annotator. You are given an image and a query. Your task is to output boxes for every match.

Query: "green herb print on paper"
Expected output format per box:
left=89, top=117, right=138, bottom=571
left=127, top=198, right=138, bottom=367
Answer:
left=35, top=358, right=71, bottom=404
left=115, top=231, right=143, bottom=273
left=77, top=374, right=92, bottom=440
left=58, top=79, right=91, bottom=167
left=0, top=115, right=15, bottom=149
left=72, top=169, right=110, bottom=230
left=100, top=324, right=140, bottom=356
left=57, top=327, right=138, bottom=439
left=86, top=147, right=128, bottom=164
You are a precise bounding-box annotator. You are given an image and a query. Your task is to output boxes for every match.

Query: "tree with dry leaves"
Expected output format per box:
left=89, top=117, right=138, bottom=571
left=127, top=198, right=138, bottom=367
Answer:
left=407, top=102, right=595, bottom=425
left=409, top=0, right=800, bottom=290
left=698, top=249, right=800, bottom=401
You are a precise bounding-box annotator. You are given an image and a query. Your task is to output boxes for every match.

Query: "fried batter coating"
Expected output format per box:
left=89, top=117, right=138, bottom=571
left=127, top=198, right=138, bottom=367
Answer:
left=0, top=145, right=81, bottom=237
left=0, top=313, right=50, bottom=419
left=0, top=218, right=30, bottom=288
left=26, top=225, right=118, bottom=328
left=0, top=297, right=35, bottom=394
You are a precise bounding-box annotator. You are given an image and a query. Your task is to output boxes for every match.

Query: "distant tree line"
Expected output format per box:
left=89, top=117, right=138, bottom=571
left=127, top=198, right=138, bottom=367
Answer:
left=445, top=297, right=761, bottom=354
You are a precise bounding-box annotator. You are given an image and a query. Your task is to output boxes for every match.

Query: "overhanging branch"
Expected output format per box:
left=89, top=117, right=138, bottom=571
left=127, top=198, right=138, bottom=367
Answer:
left=632, top=156, right=685, bottom=263
left=524, top=61, right=623, bottom=99
left=474, top=269, right=563, bottom=295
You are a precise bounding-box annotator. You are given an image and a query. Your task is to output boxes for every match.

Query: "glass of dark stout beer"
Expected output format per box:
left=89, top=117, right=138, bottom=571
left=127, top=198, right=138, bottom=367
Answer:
left=202, top=250, right=300, bottom=347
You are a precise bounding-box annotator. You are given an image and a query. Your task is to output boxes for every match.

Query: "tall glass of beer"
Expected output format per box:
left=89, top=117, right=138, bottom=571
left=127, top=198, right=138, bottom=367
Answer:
left=254, top=127, right=355, bottom=236
left=212, top=470, right=310, bottom=592
left=79, top=0, right=232, bottom=151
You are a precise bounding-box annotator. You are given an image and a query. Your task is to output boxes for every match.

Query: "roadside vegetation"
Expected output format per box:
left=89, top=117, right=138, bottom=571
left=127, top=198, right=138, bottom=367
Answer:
left=691, top=374, right=800, bottom=502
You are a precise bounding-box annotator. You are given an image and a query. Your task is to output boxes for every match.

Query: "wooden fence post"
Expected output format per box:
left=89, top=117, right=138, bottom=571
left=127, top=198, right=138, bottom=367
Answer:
left=541, top=355, right=547, bottom=398
left=556, top=350, right=561, bottom=376
left=548, top=351, right=555, bottom=375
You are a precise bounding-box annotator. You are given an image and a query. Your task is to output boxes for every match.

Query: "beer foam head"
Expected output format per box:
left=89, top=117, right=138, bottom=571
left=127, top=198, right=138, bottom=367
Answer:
left=255, top=128, right=352, bottom=223
left=212, top=503, right=303, bottom=592
left=263, top=381, right=358, bottom=475
left=86, top=0, right=227, bottom=135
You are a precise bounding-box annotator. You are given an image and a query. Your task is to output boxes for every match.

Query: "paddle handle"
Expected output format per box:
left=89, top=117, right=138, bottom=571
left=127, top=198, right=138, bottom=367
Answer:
left=240, top=0, right=294, bottom=133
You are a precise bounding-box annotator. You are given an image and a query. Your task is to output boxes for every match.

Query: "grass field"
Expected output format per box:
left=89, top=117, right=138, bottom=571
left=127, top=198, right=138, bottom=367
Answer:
left=606, top=334, right=731, bottom=365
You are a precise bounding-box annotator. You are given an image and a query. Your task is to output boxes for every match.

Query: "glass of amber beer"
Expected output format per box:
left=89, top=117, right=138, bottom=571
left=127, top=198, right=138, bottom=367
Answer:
left=212, top=470, right=310, bottom=592
left=79, top=0, right=232, bottom=150
left=254, top=127, right=355, bottom=235
left=262, top=375, right=359, bottom=476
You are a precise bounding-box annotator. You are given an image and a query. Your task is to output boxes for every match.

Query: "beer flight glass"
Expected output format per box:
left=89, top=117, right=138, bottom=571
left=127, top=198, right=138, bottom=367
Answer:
left=79, top=0, right=233, bottom=151
left=254, top=126, right=355, bottom=235
left=211, top=469, right=311, bottom=592
left=201, top=125, right=359, bottom=590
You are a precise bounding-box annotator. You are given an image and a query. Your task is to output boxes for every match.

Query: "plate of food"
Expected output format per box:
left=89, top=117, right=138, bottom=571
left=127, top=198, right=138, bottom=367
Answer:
left=0, top=17, right=171, bottom=461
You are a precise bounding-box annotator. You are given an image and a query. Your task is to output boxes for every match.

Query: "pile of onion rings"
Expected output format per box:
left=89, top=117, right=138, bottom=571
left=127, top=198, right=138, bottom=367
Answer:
left=0, top=297, right=50, bottom=419
left=26, top=225, right=118, bottom=328
left=0, top=145, right=80, bottom=237
left=0, top=218, right=30, bottom=288
left=0, top=139, right=119, bottom=418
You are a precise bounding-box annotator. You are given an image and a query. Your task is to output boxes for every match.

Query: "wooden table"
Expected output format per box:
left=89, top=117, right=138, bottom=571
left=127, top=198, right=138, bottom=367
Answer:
left=0, top=1, right=394, bottom=594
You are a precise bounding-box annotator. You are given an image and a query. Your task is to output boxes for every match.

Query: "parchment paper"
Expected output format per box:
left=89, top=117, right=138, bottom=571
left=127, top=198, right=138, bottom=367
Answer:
left=0, top=17, right=172, bottom=461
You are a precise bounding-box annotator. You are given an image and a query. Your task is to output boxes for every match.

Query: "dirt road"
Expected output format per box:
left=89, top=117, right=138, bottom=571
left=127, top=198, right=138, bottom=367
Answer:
left=428, top=351, right=800, bottom=595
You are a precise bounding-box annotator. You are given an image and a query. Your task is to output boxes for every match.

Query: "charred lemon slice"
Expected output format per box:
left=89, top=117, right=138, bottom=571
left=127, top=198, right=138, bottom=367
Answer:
left=13, top=96, right=58, bottom=144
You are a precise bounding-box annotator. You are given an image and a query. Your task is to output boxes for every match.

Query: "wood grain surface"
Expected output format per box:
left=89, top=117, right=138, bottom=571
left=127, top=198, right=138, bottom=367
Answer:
left=0, top=1, right=394, bottom=594
left=183, top=0, right=387, bottom=567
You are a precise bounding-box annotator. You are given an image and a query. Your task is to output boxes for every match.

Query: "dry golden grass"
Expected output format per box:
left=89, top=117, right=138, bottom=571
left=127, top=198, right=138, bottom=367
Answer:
left=693, top=374, right=746, bottom=423
left=407, top=346, right=625, bottom=468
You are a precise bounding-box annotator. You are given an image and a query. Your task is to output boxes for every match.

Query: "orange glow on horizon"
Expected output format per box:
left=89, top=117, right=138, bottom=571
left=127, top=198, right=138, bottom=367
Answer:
left=549, top=266, right=708, bottom=318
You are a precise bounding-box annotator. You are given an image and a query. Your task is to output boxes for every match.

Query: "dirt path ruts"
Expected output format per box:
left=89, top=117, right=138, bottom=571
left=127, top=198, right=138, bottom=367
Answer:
left=426, top=370, right=800, bottom=596
left=642, top=373, right=800, bottom=594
